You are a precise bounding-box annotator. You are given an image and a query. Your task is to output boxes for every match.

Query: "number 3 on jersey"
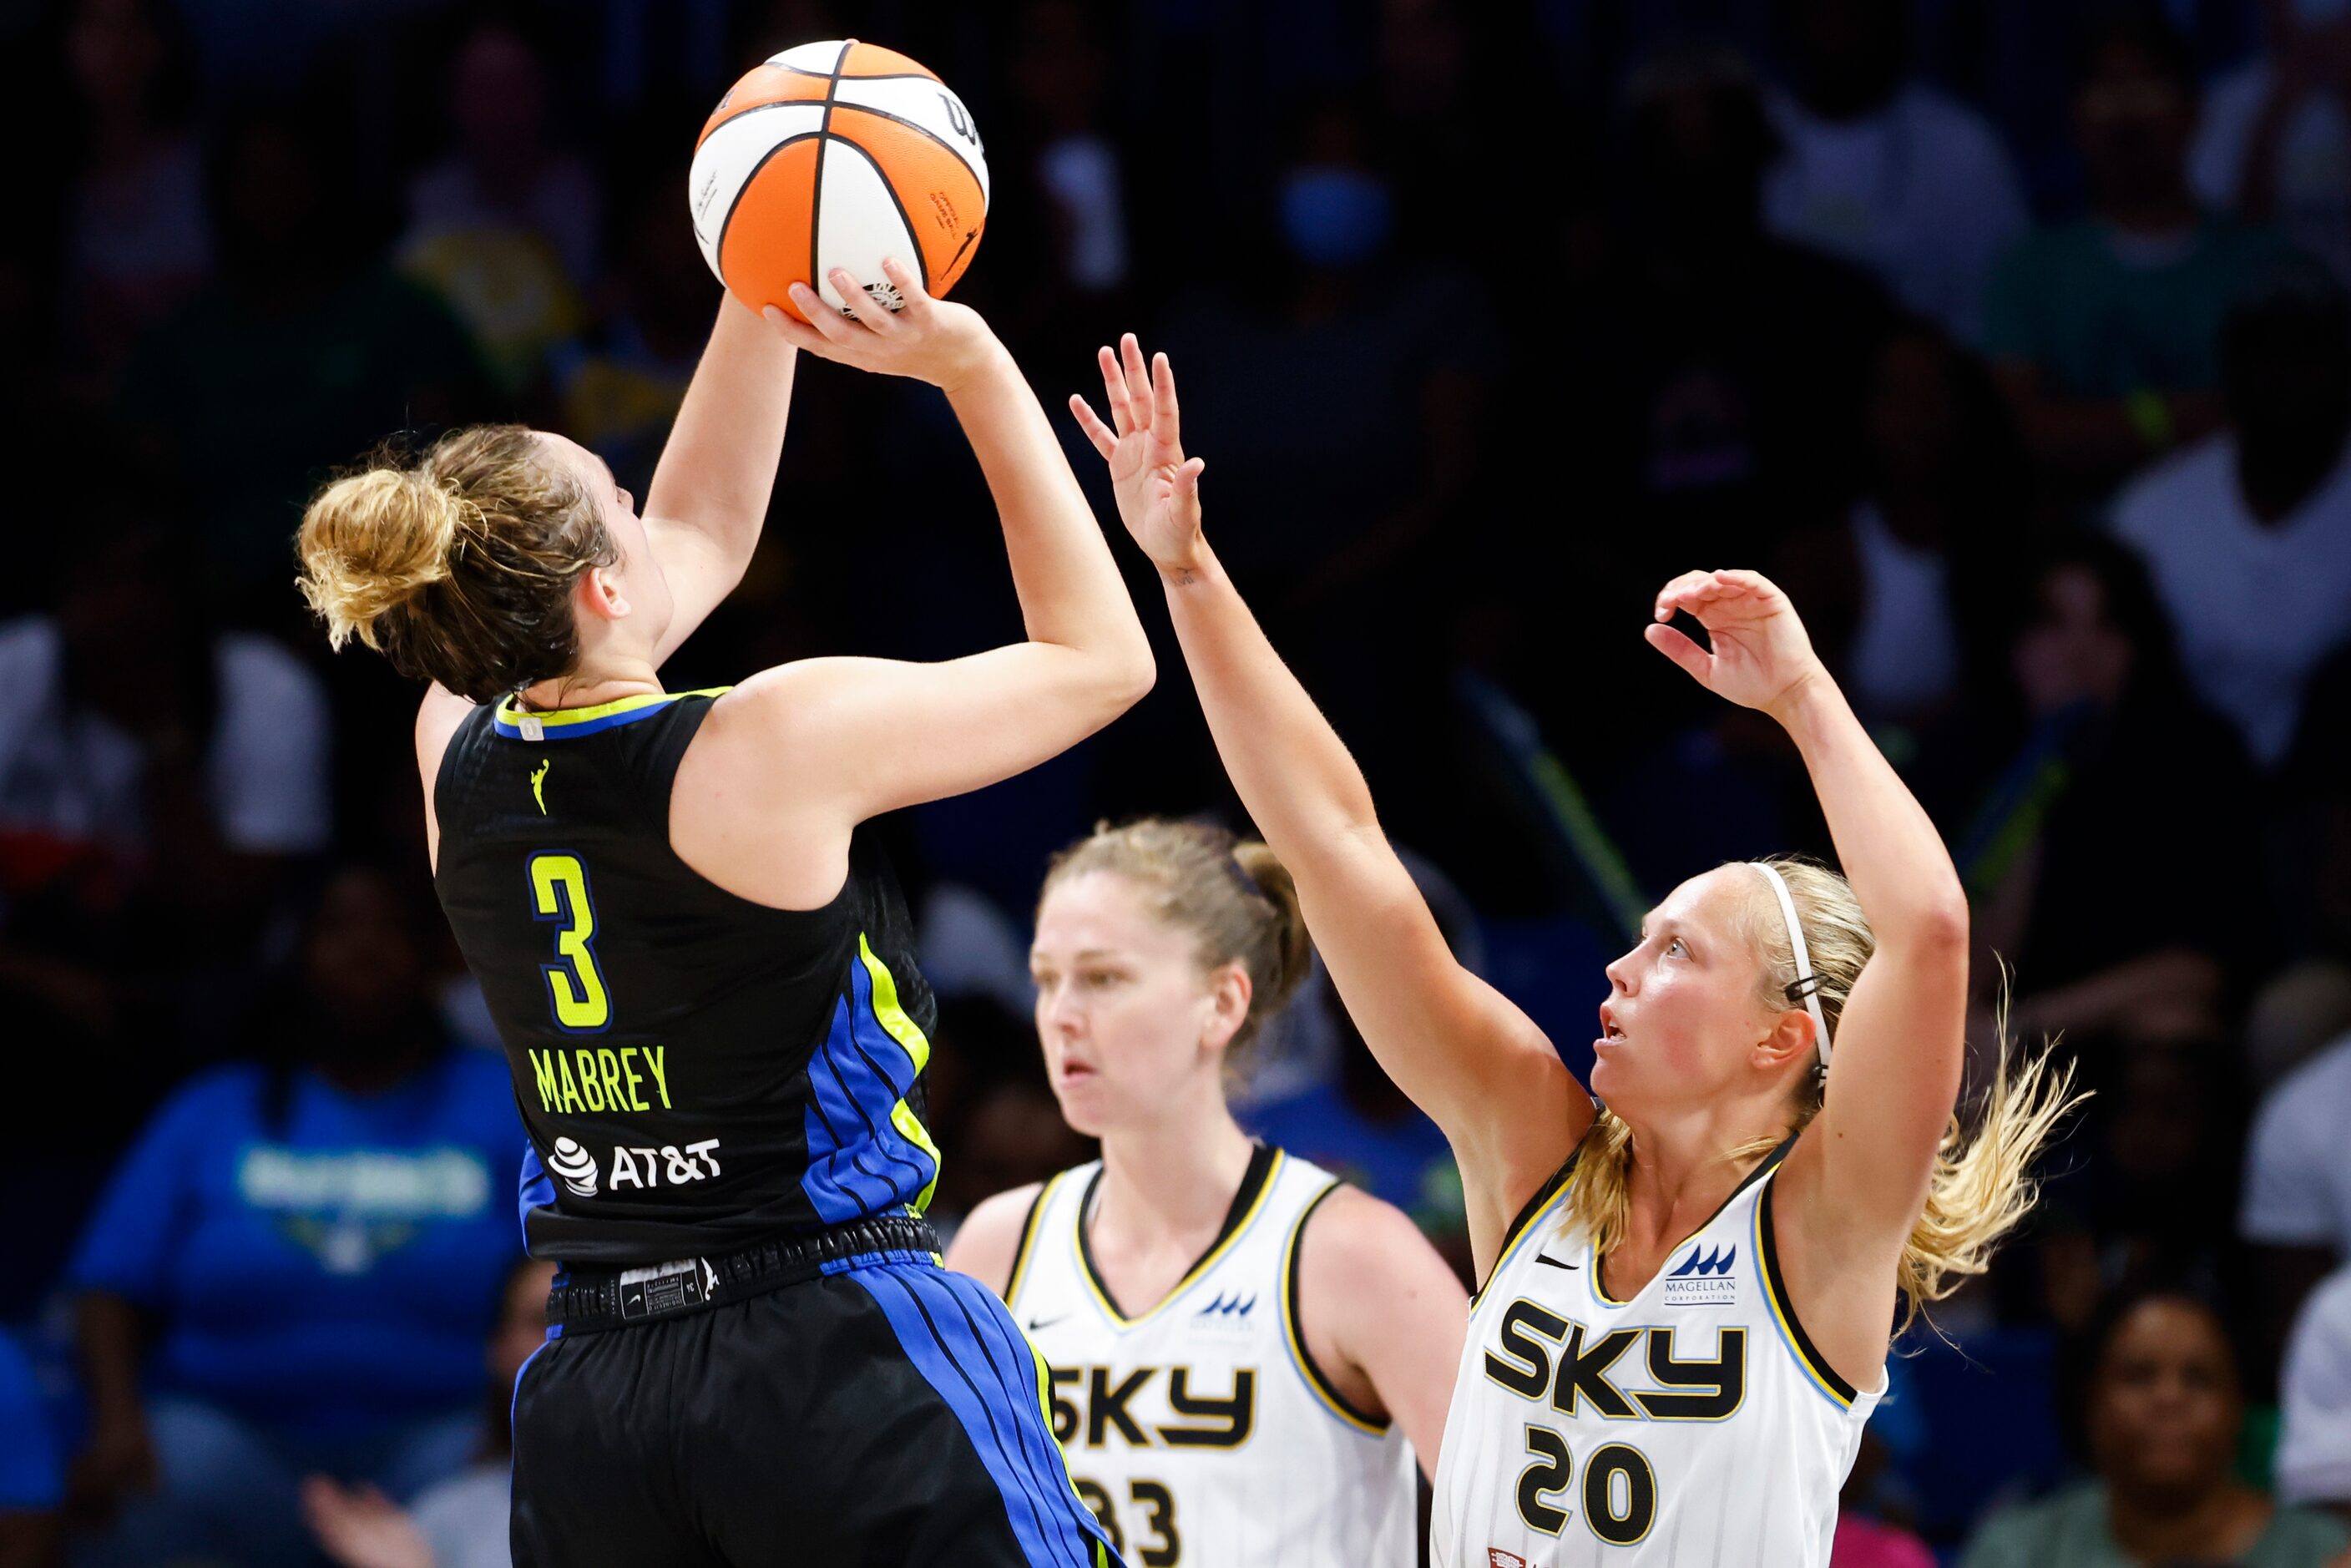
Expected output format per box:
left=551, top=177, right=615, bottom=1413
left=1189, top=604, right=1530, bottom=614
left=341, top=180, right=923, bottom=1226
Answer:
left=529, top=852, right=610, bottom=1031
left=1073, top=1476, right=1179, bottom=1565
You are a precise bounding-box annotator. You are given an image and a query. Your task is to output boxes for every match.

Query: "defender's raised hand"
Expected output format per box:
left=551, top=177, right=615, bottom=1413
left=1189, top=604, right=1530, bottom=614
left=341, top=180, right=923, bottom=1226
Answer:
left=1069, top=334, right=1207, bottom=576
left=1645, top=569, right=1828, bottom=721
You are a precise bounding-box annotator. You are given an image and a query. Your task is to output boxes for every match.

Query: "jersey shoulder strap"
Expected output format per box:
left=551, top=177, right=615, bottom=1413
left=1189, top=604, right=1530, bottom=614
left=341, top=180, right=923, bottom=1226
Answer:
left=1005, top=1161, right=1099, bottom=1312
left=436, top=688, right=728, bottom=845
left=1474, top=1130, right=1592, bottom=1306
left=1750, top=1143, right=1862, bottom=1408
left=1273, top=1157, right=1393, bottom=1435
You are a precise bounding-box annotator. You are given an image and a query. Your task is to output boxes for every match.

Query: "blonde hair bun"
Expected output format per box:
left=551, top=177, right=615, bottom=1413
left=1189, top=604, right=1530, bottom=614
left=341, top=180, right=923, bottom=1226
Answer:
left=295, top=426, right=615, bottom=701
left=297, top=467, right=467, bottom=653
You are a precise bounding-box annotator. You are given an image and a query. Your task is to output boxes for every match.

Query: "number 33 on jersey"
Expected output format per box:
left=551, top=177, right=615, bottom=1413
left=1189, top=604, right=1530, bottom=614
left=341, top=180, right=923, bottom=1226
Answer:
left=1008, top=1149, right=1419, bottom=1568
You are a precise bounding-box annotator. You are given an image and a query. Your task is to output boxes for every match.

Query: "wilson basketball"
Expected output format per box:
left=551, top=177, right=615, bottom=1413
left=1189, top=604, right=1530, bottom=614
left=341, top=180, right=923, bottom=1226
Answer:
left=690, top=39, right=988, bottom=321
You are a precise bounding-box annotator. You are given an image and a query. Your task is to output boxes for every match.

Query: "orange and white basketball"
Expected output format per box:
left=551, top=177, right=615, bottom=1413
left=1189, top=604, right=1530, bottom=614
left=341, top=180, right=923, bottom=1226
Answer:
left=690, top=39, right=988, bottom=321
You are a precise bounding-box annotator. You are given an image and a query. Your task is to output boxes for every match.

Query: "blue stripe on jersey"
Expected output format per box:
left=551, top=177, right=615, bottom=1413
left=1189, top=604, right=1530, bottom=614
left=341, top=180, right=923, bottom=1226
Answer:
left=517, top=1142, right=554, bottom=1245
left=490, top=688, right=732, bottom=740
left=852, top=1264, right=1117, bottom=1567
left=800, top=946, right=940, bottom=1224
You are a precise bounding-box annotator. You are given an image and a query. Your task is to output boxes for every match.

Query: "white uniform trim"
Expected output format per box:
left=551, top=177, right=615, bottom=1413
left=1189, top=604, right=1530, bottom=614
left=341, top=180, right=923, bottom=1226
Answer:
left=1007, top=1146, right=1418, bottom=1568
left=1435, top=1141, right=1883, bottom=1568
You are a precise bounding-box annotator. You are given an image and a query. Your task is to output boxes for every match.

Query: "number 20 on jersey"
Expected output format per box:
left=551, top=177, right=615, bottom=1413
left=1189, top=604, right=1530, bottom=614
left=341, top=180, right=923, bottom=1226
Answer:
left=530, top=852, right=611, bottom=1032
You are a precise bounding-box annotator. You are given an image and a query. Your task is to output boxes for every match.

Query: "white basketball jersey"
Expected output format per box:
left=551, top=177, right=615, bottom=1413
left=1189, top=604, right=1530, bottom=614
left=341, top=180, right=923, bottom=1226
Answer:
left=1004, top=1146, right=1418, bottom=1568
left=1433, top=1143, right=1883, bottom=1568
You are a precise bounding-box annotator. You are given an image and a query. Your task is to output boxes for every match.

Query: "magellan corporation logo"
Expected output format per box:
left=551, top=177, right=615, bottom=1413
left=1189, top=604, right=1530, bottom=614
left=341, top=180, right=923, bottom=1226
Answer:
left=548, top=1137, right=599, bottom=1198
left=1662, top=1242, right=1737, bottom=1307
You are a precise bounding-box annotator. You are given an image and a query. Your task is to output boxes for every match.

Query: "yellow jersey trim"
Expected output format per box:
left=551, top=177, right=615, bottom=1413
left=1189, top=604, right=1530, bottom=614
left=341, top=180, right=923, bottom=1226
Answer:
left=1473, top=1169, right=1577, bottom=1309
left=1077, top=1149, right=1287, bottom=1331
left=857, top=934, right=942, bottom=1213
left=1751, top=1174, right=1856, bottom=1410
left=1004, top=1171, right=1067, bottom=1309
left=493, top=685, right=733, bottom=736
left=1280, top=1179, right=1391, bottom=1435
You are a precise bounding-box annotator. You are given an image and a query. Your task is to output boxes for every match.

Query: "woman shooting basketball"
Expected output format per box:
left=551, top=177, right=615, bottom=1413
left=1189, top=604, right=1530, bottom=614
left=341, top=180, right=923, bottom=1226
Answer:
left=1068, top=337, right=2078, bottom=1566
left=949, top=817, right=1465, bottom=1566
left=297, top=264, right=1137, bottom=1566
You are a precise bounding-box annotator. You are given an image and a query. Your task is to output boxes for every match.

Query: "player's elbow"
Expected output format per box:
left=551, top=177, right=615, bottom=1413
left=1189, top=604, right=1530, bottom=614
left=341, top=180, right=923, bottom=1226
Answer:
left=1889, top=888, right=1970, bottom=959
left=1090, top=642, right=1156, bottom=715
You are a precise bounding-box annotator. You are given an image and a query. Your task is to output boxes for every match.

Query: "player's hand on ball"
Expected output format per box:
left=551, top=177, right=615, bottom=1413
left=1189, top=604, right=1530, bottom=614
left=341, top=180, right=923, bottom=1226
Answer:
left=757, top=258, right=999, bottom=392
left=1645, top=569, right=1828, bottom=719
left=1069, top=334, right=1206, bottom=576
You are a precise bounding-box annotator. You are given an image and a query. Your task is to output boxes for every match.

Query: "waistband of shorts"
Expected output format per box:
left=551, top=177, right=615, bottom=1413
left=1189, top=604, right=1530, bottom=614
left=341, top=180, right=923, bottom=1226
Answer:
left=546, top=1213, right=938, bottom=1332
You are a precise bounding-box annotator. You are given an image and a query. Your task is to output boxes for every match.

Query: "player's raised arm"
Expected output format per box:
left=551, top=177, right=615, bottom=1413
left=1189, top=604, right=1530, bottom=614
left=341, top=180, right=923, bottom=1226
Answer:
left=1641, top=572, right=1968, bottom=1249
left=1643, top=569, right=2079, bottom=1384
left=639, top=298, right=800, bottom=666
left=685, top=267, right=1152, bottom=880
left=1069, top=338, right=1589, bottom=1274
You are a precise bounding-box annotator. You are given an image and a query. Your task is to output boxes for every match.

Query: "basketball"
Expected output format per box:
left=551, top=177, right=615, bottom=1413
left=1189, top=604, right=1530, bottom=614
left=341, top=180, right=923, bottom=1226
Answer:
left=690, top=39, right=989, bottom=322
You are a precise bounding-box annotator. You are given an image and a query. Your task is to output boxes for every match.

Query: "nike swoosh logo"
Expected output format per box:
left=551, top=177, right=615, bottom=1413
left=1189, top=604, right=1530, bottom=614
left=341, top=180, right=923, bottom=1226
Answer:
left=1534, top=1254, right=1580, bottom=1271
left=1026, top=1314, right=1069, bottom=1333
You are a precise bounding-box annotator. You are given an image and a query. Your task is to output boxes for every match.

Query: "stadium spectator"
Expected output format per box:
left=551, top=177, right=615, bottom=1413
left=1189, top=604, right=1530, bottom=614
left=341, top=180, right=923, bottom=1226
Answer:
left=1159, top=98, right=1490, bottom=599
left=1929, top=536, right=2260, bottom=1057
left=0, top=1329, right=63, bottom=1568
left=1144, top=97, right=1494, bottom=835
left=1373, top=0, right=1511, bottom=269
left=927, top=1076, right=1094, bottom=1248
left=2243, top=1029, right=2351, bottom=1388
left=1958, top=1287, right=2349, bottom=1566
left=1494, top=39, right=1896, bottom=796
left=1242, top=853, right=1484, bottom=1282
left=116, top=93, right=487, bottom=599
left=1832, top=1512, right=1934, bottom=1568
left=303, top=1257, right=560, bottom=1568
left=401, top=16, right=593, bottom=394
left=1792, top=317, right=2030, bottom=734
left=0, top=508, right=332, bottom=1303
left=1011, top=0, right=1130, bottom=298
left=1763, top=0, right=2030, bottom=338
left=550, top=166, right=707, bottom=496
left=2033, top=1044, right=2249, bottom=1333
left=63, top=865, right=521, bottom=1568
left=48, top=0, right=211, bottom=400
left=2194, top=0, right=2351, bottom=285
left=0, top=515, right=331, bottom=875
left=1984, top=15, right=2300, bottom=497
left=2111, top=266, right=2351, bottom=770
left=2253, top=647, right=2351, bottom=1095
left=2278, top=1263, right=2351, bottom=1520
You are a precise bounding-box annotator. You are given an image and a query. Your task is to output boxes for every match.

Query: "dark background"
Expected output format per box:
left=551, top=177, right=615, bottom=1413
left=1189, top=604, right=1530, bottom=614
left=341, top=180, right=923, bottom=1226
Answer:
left=7, top=0, right=2351, bottom=1563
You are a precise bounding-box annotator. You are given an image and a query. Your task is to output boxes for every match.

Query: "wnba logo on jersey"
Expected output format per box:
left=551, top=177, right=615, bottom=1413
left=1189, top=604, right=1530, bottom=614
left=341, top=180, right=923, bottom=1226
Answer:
left=1662, top=1242, right=1738, bottom=1307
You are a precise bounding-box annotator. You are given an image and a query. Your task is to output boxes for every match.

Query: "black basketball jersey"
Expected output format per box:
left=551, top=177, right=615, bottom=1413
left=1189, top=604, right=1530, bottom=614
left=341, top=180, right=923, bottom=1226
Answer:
left=432, top=689, right=941, bottom=1265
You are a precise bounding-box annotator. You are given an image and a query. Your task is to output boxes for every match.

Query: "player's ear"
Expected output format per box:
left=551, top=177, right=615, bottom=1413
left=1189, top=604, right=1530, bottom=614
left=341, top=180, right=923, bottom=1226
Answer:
left=1753, top=1009, right=1815, bottom=1074
left=1201, top=963, right=1252, bottom=1055
left=578, top=564, right=631, bottom=624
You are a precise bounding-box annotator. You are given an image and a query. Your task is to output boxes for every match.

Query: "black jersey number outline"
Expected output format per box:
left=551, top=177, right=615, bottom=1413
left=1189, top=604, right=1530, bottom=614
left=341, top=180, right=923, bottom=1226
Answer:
left=1070, top=1476, right=1181, bottom=1565
left=1515, top=1427, right=1659, bottom=1546
left=528, top=852, right=612, bottom=1032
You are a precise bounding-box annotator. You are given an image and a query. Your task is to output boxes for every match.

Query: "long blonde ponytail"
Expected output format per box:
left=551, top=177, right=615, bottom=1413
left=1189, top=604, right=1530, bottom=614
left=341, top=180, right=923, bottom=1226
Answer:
left=1560, top=858, right=2084, bottom=1333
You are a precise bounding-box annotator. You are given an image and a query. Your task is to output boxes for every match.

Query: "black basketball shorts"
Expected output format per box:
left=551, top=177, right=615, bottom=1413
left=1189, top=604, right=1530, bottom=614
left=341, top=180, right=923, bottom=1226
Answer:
left=511, top=1242, right=1121, bottom=1566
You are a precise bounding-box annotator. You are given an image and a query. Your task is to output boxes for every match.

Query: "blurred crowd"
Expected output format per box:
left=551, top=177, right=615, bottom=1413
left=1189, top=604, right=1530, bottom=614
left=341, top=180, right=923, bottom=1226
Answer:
left=6, top=0, right=2351, bottom=1563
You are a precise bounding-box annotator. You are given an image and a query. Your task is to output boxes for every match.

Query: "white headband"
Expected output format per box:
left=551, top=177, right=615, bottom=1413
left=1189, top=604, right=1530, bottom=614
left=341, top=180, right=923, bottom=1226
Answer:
left=1751, top=862, right=1831, bottom=1069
